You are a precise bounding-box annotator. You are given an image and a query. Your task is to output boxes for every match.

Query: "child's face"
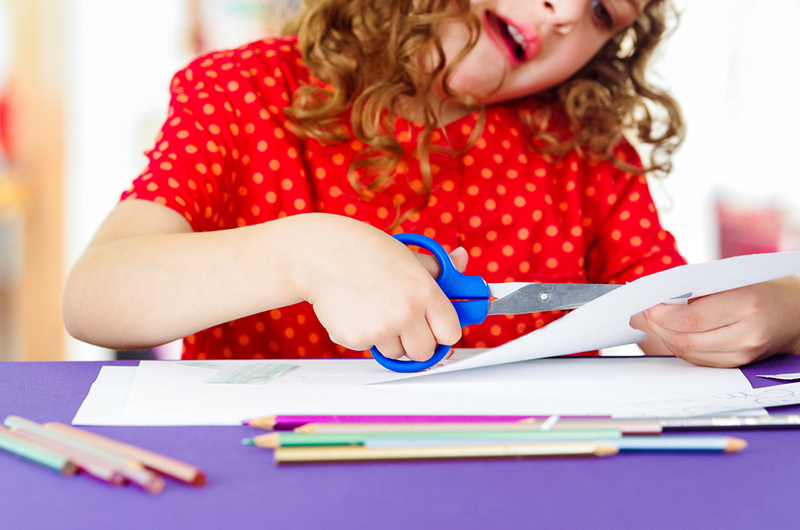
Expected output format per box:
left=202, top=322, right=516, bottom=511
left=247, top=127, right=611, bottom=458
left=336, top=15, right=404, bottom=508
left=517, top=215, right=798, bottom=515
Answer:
left=439, top=0, right=650, bottom=104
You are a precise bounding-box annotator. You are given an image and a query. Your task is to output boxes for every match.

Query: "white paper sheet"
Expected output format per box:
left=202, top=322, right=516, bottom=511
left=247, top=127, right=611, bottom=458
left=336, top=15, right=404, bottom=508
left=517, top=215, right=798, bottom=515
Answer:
left=400, top=252, right=800, bottom=379
left=612, top=381, right=800, bottom=418
left=72, top=366, right=138, bottom=426
left=70, top=356, right=757, bottom=426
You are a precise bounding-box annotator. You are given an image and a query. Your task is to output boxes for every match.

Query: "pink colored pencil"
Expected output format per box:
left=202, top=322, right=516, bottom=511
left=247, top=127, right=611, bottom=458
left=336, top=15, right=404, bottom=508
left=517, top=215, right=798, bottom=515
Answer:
left=243, top=414, right=610, bottom=431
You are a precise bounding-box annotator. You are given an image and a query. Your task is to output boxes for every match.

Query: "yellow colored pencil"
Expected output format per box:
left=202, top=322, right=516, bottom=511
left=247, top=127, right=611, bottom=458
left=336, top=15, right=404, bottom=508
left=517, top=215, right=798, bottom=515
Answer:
left=274, top=441, right=619, bottom=464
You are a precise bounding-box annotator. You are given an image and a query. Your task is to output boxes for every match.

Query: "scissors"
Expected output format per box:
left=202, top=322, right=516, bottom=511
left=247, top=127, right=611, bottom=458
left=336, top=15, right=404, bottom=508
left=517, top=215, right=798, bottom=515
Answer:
left=370, top=233, right=622, bottom=372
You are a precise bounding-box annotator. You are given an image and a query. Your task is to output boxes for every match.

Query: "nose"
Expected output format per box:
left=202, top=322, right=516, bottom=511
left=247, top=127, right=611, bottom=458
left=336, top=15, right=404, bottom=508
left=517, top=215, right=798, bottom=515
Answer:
left=542, top=1, right=585, bottom=35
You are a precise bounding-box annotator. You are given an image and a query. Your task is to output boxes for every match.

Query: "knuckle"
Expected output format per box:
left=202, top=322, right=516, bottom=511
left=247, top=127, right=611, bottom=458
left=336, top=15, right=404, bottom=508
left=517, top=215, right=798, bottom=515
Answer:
left=671, top=334, right=694, bottom=352
left=678, top=314, right=702, bottom=332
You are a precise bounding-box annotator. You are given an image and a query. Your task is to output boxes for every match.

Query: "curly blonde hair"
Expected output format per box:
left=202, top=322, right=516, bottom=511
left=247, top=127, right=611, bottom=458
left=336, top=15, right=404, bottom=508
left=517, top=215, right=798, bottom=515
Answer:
left=282, top=0, right=684, bottom=228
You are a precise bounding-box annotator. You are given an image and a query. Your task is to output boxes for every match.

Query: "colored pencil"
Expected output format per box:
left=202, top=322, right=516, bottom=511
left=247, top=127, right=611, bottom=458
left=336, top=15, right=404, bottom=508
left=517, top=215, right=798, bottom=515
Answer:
left=242, top=414, right=609, bottom=430
left=43, top=422, right=206, bottom=486
left=10, top=428, right=127, bottom=486
left=243, top=429, right=623, bottom=448
left=364, top=435, right=748, bottom=453
left=273, top=441, right=620, bottom=463
left=294, top=420, right=663, bottom=436
left=0, top=426, right=78, bottom=475
left=4, top=416, right=164, bottom=494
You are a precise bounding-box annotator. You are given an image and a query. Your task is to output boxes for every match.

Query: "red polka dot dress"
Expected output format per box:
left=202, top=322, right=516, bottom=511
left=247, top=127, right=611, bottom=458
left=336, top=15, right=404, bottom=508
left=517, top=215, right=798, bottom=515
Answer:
left=121, top=35, right=686, bottom=360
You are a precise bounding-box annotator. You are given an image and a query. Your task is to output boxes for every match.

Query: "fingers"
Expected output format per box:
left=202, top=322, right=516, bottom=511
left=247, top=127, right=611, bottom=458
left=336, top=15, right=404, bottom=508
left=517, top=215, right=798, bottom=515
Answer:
left=642, top=287, right=776, bottom=368
left=415, top=247, right=469, bottom=278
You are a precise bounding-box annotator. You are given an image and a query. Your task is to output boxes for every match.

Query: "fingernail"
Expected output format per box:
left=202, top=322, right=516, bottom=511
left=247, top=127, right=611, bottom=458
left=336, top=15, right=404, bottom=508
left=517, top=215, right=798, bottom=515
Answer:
left=450, top=246, right=466, bottom=259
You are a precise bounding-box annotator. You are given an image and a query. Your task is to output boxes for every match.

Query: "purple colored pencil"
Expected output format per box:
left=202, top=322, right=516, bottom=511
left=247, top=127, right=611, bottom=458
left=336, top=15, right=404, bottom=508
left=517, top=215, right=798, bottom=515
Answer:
left=242, top=414, right=610, bottom=431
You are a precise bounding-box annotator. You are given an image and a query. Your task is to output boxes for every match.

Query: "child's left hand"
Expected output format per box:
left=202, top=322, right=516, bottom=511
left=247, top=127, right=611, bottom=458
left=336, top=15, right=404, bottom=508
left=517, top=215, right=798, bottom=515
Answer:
left=638, top=274, right=800, bottom=367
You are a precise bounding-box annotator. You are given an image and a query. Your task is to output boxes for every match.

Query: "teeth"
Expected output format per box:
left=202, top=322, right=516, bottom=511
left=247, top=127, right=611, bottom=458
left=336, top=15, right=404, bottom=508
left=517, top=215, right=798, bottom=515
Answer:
left=506, top=24, right=526, bottom=47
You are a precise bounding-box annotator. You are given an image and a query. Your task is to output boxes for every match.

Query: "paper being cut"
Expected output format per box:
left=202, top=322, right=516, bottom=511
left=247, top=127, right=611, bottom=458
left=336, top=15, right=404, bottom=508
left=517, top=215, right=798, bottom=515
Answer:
left=396, top=252, right=800, bottom=380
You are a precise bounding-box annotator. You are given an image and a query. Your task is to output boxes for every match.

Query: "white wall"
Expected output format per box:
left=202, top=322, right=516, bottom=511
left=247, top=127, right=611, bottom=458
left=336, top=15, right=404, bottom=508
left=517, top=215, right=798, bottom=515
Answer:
left=655, top=0, right=800, bottom=263
left=63, top=0, right=191, bottom=360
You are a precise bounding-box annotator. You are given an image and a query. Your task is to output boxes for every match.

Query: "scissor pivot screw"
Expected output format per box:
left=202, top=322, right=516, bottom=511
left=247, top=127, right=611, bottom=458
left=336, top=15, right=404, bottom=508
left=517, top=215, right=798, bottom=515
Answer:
left=539, top=292, right=550, bottom=301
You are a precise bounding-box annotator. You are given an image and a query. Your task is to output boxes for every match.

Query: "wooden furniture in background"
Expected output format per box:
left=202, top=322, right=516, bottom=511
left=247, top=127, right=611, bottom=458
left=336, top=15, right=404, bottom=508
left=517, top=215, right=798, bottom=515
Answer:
left=3, top=0, right=65, bottom=360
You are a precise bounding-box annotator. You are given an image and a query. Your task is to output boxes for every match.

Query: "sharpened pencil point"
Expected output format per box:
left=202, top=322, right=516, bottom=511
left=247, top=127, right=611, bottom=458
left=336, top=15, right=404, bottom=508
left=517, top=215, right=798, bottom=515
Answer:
left=724, top=436, right=748, bottom=453
left=242, top=438, right=255, bottom=446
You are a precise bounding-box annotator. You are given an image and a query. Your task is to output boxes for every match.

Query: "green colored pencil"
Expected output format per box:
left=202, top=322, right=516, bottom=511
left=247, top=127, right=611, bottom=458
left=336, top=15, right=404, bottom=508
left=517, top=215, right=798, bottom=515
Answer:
left=243, top=429, right=624, bottom=448
left=0, top=426, right=78, bottom=475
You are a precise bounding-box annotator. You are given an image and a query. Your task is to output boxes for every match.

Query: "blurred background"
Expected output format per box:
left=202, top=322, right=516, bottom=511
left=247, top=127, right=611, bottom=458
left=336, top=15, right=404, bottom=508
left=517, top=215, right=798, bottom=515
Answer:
left=0, top=0, right=799, bottom=362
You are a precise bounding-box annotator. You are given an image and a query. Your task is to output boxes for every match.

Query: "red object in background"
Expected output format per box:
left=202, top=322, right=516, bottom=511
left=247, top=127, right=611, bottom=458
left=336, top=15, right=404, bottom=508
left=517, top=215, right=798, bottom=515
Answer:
left=0, top=85, right=15, bottom=163
left=716, top=198, right=783, bottom=258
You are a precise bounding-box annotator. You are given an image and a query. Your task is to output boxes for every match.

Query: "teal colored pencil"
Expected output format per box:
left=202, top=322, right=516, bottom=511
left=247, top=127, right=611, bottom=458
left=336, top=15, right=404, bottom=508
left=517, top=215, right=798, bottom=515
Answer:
left=363, top=435, right=747, bottom=453
left=0, top=426, right=78, bottom=475
left=243, top=429, right=623, bottom=448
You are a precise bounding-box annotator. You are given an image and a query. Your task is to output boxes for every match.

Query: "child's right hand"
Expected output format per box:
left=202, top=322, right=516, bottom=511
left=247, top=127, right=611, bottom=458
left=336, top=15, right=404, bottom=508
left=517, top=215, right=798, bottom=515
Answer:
left=297, top=214, right=464, bottom=361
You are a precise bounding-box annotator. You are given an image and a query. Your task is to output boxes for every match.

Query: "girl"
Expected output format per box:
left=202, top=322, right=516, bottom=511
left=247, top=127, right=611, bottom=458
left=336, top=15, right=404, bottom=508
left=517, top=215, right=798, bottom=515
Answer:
left=63, top=0, right=800, bottom=368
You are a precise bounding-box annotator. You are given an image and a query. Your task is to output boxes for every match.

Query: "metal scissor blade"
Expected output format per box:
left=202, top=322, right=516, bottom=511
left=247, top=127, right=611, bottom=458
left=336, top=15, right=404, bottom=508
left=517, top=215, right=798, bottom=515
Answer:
left=486, top=283, right=622, bottom=315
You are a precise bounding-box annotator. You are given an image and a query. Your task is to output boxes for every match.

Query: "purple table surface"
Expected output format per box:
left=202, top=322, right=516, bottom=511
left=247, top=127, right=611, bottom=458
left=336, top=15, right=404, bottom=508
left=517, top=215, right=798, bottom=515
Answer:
left=1, top=356, right=799, bottom=530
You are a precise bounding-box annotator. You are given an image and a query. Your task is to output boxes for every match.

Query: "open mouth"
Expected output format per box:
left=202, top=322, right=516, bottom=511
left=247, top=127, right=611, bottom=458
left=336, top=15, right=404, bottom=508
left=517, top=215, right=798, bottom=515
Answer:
left=485, top=11, right=529, bottom=63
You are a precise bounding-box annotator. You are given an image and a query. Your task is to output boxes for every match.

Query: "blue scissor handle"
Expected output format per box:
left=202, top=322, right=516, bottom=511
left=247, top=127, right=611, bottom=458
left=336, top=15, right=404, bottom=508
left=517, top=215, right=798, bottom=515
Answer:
left=370, top=233, right=490, bottom=372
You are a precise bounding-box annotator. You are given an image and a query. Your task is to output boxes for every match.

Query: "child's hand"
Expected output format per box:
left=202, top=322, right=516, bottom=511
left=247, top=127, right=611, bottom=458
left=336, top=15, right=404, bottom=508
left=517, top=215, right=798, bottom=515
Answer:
left=640, top=274, right=800, bottom=367
left=300, top=215, right=465, bottom=361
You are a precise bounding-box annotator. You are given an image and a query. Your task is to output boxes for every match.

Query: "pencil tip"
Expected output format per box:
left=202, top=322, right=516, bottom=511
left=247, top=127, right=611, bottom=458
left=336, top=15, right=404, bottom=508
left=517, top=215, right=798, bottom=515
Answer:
left=242, top=438, right=255, bottom=446
left=241, top=420, right=250, bottom=426
left=725, top=436, right=748, bottom=453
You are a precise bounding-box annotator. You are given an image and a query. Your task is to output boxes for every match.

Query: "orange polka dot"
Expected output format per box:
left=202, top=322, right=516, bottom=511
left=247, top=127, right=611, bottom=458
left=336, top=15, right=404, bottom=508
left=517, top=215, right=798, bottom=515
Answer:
left=611, top=230, right=622, bottom=240
left=533, top=243, right=542, bottom=253
left=159, top=161, right=173, bottom=171
left=285, top=328, right=295, bottom=339
left=269, top=160, right=280, bottom=171
left=563, top=241, right=574, bottom=252
left=491, top=325, right=502, bottom=336
left=546, top=225, right=558, bottom=237
left=485, top=199, right=496, bottom=210
left=344, top=204, right=357, bottom=215
left=546, top=258, right=558, bottom=268
left=470, top=247, right=482, bottom=258
left=467, top=185, right=479, bottom=196
left=257, top=140, right=268, bottom=152
left=481, top=168, right=493, bottom=179
left=640, top=219, right=651, bottom=228
left=146, top=182, right=158, bottom=192
left=238, top=334, right=250, bottom=346
left=377, top=207, right=389, bottom=219
left=514, top=196, right=526, bottom=207
left=631, top=236, right=642, bottom=247
left=442, top=180, right=455, bottom=191
left=571, top=226, right=582, bottom=237
left=502, top=245, right=514, bottom=257
left=469, top=216, right=481, bottom=228
left=501, top=214, right=513, bottom=225
left=295, top=198, right=306, bottom=210
left=463, top=155, right=474, bottom=166
left=519, top=261, right=530, bottom=273
left=532, top=210, right=543, bottom=222
left=281, top=179, right=293, bottom=191
left=517, top=228, right=530, bottom=240
left=487, top=231, right=497, bottom=241
left=662, top=256, right=673, bottom=265
left=487, top=261, right=499, bottom=272
left=441, top=212, right=453, bottom=224
left=202, top=104, right=215, bottom=115
left=266, top=191, right=277, bottom=203
left=332, top=153, right=345, bottom=165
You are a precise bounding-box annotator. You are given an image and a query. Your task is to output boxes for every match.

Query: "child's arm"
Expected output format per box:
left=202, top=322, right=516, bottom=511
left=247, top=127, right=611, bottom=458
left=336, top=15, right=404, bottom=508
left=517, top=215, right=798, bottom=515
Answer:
left=631, top=275, right=800, bottom=367
left=62, top=200, right=463, bottom=360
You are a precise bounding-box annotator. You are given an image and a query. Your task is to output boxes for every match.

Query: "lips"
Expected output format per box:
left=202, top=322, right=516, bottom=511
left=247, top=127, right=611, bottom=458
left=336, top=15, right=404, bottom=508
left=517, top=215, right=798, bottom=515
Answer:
left=484, top=11, right=541, bottom=65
